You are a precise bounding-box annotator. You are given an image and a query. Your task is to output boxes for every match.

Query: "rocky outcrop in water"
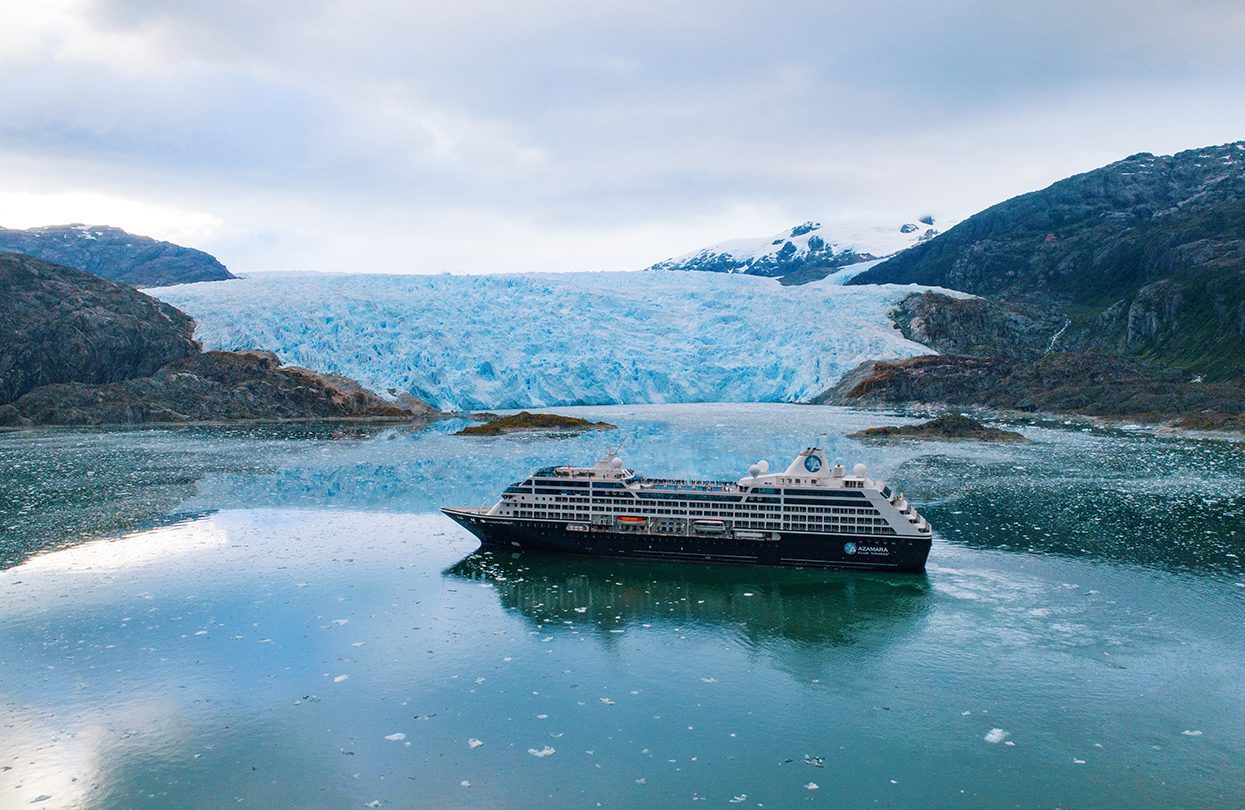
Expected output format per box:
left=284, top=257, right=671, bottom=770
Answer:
left=0, top=224, right=235, bottom=287
left=456, top=411, right=615, bottom=436
left=1, top=350, right=434, bottom=426
left=0, top=252, right=200, bottom=405
left=849, top=413, right=1028, bottom=442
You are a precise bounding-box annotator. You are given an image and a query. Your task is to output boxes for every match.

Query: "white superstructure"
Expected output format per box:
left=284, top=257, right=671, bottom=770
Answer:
left=485, top=448, right=930, bottom=540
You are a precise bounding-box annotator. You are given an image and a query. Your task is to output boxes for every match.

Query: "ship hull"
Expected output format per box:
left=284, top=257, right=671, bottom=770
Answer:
left=442, top=509, right=931, bottom=572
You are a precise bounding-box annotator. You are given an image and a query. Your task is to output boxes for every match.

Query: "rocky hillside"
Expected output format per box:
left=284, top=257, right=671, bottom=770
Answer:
left=0, top=224, right=235, bottom=287
left=850, top=142, right=1245, bottom=381
left=0, top=253, right=436, bottom=426
left=647, top=218, right=938, bottom=281
left=887, top=291, right=1067, bottom=359
left=1, top=252, right=200, bottom=405
left=1, top=351, right=428, bottom=426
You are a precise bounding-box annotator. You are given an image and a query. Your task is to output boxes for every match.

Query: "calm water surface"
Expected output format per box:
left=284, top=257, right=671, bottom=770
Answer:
left=1, top=404, right=1242, bottom=808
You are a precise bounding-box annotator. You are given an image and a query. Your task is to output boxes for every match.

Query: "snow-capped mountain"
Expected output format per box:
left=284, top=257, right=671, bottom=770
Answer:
left=149, top=270, right=956, bottom=411
left=646, top=219, right=939, bottom=281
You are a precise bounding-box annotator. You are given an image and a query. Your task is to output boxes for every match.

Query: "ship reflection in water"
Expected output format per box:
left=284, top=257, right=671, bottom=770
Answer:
left=445, top=550, right=933, bottom=654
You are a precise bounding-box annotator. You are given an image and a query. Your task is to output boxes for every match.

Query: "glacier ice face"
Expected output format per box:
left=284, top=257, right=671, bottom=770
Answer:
left=149, top=271, right=951, bottom=411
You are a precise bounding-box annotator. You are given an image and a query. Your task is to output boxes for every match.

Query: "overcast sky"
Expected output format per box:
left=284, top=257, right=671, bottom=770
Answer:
left=1, top=0, right=1243, bottom=274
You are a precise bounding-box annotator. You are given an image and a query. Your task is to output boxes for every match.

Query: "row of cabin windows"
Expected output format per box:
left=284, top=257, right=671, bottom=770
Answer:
left=511, top=494, right=880, bottom=518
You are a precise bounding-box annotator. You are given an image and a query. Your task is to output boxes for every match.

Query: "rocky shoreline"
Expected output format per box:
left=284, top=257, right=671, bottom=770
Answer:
left=814, top=288, right=1245, bottom=433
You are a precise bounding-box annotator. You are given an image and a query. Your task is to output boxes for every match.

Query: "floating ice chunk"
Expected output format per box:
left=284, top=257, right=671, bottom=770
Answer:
left=600, top=698, right=615, bottom=705
left=468, top=738, right=484, bottom=749
left=574, top=607, right=588, bottom=613
left=528, top=746, right=556, bottom=757
left=699, top=677, right=717, bottom=683
left=805, top=783, right=819, bottom=790
left=332, top=619, right=349, bottom=625
left=460, top=781, right=471, bottom=787
left=333, top=674, right=350, bottom=683
left=1073, top=758, right=1086, bottom=764
left=984, top=728, right=1009, bottom=744
left=1182, top=730, right=1203, bottom=736
left=384, top=733, right=406, bottom=741
left=536, top=714, right=548, bottom=720
left=729, top=795, right=747, bottom=804
left=352, top=642, right=366, bottom=647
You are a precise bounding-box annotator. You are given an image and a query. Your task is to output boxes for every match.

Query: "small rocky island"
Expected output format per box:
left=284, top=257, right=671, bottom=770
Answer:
left=456, top=411, right=616, bottom=436
left=849, top=413, right=1028, bottom=443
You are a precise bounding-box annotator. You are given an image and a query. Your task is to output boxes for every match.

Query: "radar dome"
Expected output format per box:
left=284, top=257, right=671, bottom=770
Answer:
left=748, top=464, right=761, bottom=477
left=611, top=457, right=624, bottom=469
left=758, top=460, right=769, bottom=473
left=853, top=463, right=867, bottom=477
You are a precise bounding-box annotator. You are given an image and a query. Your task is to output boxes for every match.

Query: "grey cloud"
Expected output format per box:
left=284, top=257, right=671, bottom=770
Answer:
left=1, top=1, right=1242, bottom=271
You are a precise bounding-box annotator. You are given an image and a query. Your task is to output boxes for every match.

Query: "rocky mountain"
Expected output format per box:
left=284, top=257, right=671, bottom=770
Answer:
left=0, top=224, right=235, bottom=287
left=0, top=253, right=435, bottom=426
left=850, top=142, right=1245, bottom=381
left=0, top=252, right=200, bottom=405
left=646, top=218, right=939, bottom=282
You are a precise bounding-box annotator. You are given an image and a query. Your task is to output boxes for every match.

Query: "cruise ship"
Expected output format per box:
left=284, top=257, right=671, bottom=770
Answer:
left=442, top=448, right=933, bottom=572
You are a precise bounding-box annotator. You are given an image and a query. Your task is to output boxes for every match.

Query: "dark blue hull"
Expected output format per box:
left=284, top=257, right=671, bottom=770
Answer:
left=442, top=510, right=931, bottom=572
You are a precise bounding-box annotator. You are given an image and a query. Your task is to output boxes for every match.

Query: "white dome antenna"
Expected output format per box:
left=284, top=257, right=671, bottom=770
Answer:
left=853, top=463, right=867, bottom=478
left=748, top=464, right=761, bottom=477
left=611, top=456, right=624, bottom=469
left=757, top=460, right=769, bottom=473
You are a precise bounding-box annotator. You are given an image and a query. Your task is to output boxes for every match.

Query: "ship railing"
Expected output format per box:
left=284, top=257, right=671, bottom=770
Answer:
left=633, top=478, right=742, bottom=493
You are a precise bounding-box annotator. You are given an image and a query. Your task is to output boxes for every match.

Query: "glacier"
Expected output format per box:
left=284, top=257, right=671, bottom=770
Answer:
left=149, top=270, right=953, bottom=411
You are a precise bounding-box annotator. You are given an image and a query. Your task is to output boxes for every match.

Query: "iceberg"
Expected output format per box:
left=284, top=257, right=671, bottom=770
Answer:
left=150, top=270, right=949, bottom=411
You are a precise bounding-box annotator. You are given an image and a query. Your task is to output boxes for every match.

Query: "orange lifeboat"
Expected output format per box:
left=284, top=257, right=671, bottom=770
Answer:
left=616, top=515, right=646, bottom=524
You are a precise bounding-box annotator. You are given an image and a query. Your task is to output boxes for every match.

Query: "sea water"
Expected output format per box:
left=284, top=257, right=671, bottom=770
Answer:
left=1, top=404, right=1242, bottom=808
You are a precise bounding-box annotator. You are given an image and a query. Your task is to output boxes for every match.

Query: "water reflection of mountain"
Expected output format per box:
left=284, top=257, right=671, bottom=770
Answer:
left=445, top=551, right=933, bottom=650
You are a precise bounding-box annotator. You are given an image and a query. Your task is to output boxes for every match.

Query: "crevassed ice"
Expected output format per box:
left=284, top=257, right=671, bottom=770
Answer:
left=150, top=270, right=949, bottom=411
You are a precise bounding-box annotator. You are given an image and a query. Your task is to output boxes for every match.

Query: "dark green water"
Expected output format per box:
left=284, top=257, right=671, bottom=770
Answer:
left=1, top=405, right=1242, bottom=808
